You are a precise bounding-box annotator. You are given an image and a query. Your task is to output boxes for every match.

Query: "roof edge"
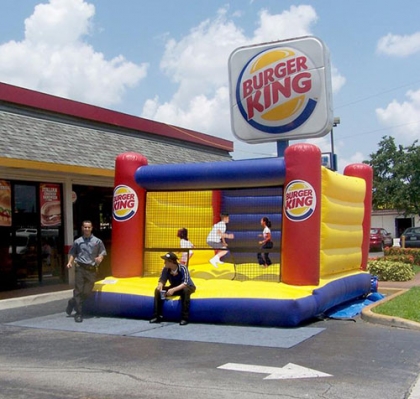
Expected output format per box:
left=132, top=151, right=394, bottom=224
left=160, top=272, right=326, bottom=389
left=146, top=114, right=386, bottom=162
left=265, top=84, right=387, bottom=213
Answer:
left=0, top=157, right=114, bottom=178
left=0, top=81, right=234, bottom=152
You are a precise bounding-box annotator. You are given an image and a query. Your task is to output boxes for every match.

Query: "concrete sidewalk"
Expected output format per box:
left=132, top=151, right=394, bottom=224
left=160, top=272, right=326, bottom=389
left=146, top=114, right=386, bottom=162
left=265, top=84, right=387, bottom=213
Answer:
left=0, top=283, right=71, bottom=301
left=0, top=284, right=72, bottom=311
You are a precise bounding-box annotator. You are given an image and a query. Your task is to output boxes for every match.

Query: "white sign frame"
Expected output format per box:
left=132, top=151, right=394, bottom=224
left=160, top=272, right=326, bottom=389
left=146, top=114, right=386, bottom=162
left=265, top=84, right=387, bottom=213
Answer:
left=229, top=36, right=333, bottom=143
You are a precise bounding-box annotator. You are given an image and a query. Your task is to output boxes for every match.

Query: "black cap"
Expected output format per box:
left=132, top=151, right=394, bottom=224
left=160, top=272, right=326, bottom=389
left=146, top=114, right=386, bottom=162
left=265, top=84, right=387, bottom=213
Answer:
left=161, top=252, right=178, bottom=263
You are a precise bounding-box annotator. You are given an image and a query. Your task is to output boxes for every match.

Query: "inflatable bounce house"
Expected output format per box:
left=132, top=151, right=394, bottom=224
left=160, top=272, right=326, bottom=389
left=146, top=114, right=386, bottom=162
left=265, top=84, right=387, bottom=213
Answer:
left=86, top=142, right=375, bottom=327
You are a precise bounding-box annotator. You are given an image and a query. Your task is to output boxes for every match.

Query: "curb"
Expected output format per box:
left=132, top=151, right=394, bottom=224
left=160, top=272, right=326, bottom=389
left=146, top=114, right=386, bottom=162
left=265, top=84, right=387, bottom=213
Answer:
left=0, top=290, right=72, bottom=311
left=361, top=289, right=420, bottom=331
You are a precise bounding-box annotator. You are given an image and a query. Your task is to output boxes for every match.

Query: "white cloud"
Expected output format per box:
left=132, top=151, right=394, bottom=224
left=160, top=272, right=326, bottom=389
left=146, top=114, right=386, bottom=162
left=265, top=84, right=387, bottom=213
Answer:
left=376, top=89, right=420, bottom=143
left=336, top=151, right=365, bottom=174
left=0, top=0, right=148, bottom=107
left=143, top=87, right=231, bottom=136
left=306, top=135, right=333, bottom=154
left=158, top=7, right=247, bottom=103
left=377, top=32, right=420, bottom=57
left=142, top=5, right=344, bottom=159
left=252, top=6, right=317, bottom=44
left=25, top=0, right=94, bottom=46
left=0, top=1, right=346, bottom=160
left=331, top=65, right=346, bottom=94
left=314, top=135, right=365, bottom=173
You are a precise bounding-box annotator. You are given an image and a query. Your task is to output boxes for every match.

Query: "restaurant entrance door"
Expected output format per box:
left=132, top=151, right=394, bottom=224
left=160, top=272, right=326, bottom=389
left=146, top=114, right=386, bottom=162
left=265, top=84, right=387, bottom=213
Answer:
left=72, top=185, right=113, bottom=279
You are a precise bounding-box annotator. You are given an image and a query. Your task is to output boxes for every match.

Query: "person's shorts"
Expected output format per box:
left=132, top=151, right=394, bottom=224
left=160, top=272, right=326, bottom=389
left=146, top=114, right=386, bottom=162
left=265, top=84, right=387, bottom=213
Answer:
left=207, top=241, right=226, bottom=249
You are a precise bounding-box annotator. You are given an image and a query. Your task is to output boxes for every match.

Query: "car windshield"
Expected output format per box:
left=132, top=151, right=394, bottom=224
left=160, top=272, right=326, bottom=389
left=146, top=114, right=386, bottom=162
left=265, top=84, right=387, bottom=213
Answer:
left=370, top=228, right=380, bottom=234
left=405, top=228, right=420, bottom=234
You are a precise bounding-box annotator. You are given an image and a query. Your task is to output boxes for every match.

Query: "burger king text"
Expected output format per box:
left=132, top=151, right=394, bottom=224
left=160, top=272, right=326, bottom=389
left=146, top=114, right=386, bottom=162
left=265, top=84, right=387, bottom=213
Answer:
left=285, top=188, right=314, bottom=209
left=242, top=56, right=311, bottom=119
left=113, top=193, right=136, bottom=211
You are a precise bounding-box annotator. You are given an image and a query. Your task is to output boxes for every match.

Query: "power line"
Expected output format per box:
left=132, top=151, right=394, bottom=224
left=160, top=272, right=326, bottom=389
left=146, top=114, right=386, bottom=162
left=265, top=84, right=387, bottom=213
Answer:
left=335, top=80, right=420, bottom=109
left=339, top=120, right=420, bottom=140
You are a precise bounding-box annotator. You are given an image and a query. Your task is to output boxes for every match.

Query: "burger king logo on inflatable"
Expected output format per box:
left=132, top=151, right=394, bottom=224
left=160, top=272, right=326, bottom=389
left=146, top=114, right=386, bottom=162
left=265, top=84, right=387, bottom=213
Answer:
left=236, top=46, right=321, bottom=135
left=113, top=185, right=138, bottom=222
left=284, top=180, right=316, bottom=222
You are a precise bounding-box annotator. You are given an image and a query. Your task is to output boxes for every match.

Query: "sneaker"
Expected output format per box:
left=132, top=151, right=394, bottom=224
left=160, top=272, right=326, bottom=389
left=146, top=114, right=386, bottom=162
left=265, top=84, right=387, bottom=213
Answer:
left=179, top=320, right=189, bottom=326
left=218, top=260, right=224, bottom=264
left=149, top=316, right=163, bottom=324
left=210, top=258, right=218, bottom=268
left=66, top=300, right=74, bottom=316
left=74, top=314, right=83, bottom=323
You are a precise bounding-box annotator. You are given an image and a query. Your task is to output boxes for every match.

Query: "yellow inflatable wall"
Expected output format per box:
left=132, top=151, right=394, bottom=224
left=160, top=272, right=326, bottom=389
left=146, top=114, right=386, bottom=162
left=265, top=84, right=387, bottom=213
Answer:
left=320, top=167, right=366, bottom=277
left=144, top=191, right=215, bottom=276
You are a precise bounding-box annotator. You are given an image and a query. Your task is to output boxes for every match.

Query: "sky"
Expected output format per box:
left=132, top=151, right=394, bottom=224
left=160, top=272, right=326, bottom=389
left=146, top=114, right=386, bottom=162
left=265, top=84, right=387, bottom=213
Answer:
left=1, top=0, right=420, bottom=172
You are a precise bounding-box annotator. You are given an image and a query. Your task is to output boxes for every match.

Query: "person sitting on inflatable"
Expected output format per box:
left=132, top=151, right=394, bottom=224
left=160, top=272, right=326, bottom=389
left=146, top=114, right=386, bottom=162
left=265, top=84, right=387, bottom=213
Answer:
left=149, top=252, right=196, bottom=326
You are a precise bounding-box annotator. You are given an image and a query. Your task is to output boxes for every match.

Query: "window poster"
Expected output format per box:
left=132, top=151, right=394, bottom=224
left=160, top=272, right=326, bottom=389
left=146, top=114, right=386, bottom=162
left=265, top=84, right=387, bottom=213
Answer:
left=40, top=183, right=62, bottom=227
left=0, top=180, right=12, bottom=226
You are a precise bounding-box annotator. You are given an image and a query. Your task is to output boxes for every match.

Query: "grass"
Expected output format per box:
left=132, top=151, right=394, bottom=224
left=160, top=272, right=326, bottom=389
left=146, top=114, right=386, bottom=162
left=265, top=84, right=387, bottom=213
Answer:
left=369, top=250, right=420, bottom=324
left=373, top=286, right=420, bottom=323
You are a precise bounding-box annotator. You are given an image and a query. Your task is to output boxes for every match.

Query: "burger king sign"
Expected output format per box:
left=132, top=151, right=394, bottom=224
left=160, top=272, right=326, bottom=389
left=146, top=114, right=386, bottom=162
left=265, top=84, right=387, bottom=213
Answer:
left=113, top=184, right=138, bottom=222
left=229, top=36, right=333, bottom=143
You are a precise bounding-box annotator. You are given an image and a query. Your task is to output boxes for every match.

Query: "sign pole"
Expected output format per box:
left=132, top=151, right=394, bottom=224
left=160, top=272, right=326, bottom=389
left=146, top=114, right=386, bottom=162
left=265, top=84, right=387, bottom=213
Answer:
left=277, top=140, right=289, bottom=158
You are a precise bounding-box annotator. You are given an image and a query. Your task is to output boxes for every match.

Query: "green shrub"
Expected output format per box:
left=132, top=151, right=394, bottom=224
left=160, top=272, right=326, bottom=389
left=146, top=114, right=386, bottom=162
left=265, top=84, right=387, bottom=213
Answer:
left=367, top=259, right=415, bottom=281
left=384, top=247, right=420, bottom=265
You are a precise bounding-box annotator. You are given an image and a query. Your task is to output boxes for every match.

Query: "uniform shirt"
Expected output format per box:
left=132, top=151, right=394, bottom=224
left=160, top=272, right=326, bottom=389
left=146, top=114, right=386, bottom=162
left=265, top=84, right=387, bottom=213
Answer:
left=69, top=234, right=107, bottom=265
left=206, top=221, right=226, bottom=243
left=159, top=263, right=195, bottom=289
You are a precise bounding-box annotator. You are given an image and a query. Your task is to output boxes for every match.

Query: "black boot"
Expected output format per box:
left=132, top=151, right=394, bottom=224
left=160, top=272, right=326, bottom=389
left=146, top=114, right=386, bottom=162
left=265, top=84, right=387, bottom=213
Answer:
left=66, top=299, right=74, bottom=316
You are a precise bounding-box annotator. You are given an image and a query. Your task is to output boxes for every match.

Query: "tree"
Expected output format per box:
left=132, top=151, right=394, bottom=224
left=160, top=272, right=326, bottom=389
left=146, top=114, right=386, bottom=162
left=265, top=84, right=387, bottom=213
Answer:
left=364, top=136, right=420, bottom=216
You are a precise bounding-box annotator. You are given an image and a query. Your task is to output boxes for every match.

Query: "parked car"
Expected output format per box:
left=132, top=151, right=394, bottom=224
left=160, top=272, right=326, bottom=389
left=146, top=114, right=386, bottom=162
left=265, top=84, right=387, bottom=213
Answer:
left=9, top=231, right=37, bottom=255
left=369, top=228, right=393, bottom=251
left=400, top=227, right=420, bottom=248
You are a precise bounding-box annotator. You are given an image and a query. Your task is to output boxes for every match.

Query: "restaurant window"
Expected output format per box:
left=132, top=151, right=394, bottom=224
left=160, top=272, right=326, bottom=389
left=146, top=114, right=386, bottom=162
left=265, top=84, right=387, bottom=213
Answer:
left=1, top=181, right=65, bottom=290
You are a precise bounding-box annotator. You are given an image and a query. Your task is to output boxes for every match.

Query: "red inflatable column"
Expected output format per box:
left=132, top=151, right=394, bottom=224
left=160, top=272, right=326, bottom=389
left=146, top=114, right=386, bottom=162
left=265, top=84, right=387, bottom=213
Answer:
left=112, top=152, right=148, bottom=278
left=212, top=190, right=222, bottom=225
left=344, top=164, right=373, bottom=271
left=282, top=143, right=321, bottom=286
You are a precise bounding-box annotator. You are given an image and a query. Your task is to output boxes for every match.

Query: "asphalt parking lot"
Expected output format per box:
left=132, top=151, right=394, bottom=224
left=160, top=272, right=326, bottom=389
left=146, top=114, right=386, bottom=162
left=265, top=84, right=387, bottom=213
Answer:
left=1, top=296, right=420, bottom=399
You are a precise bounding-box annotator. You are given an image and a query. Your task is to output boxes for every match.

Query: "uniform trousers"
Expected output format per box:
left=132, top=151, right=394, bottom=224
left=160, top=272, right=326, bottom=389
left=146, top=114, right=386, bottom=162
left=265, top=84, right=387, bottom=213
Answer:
left=69, top=264, right=97, bottom=315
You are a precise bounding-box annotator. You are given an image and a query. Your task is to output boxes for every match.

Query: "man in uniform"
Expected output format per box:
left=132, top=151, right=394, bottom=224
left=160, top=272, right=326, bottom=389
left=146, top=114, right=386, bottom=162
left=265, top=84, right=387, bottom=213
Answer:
left=65, top=220, right=107, bottom=322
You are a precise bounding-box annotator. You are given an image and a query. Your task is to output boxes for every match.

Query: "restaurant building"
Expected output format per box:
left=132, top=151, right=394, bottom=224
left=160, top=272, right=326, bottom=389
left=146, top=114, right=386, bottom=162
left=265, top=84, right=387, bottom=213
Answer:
left=0, top=82, right=233, bottom=291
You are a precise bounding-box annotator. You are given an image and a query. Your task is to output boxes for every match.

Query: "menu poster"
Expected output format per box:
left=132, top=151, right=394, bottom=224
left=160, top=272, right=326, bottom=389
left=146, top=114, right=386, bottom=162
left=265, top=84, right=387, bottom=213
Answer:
left=40, top=183, right=62, bottom=227
left=0, top=180, right=12, bottom=227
